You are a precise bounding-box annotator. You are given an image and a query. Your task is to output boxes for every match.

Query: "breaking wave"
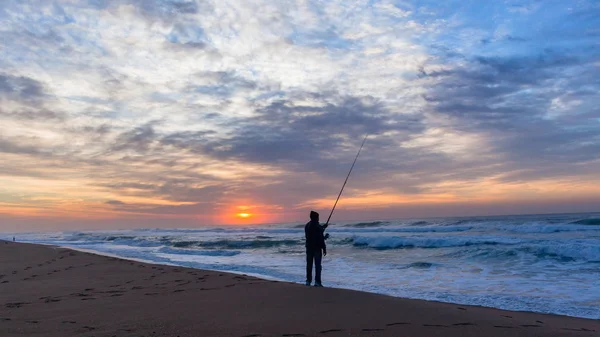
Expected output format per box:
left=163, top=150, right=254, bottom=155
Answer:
left=570, top=218, right=600, bottom=226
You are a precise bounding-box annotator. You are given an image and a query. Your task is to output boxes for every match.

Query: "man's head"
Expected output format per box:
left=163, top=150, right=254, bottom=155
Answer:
left=310, top=211, right=319, bottom=222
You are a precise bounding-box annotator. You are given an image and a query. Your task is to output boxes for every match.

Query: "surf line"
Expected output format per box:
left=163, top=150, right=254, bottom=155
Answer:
left=324, top=134, right=369, bottom=230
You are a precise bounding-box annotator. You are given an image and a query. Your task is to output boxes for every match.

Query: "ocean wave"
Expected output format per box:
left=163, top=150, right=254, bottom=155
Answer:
left=351, top=235, right=521, bottom=249
left=344, top=221, right=389, bottom=228
left=326, top=225, right=474, bottom=234
left=172, top=239, right=301, bottom=249
left=524, top=242, right=600, bottom=262
left=407, top=262, right=434, bottom=268
left=450, top=242, right=600, bottom=263
left=498, top=223, right=600, bottom=233
left=158, top=247, right=241, bottom=256
left=570, top=218, right=600, bottom=226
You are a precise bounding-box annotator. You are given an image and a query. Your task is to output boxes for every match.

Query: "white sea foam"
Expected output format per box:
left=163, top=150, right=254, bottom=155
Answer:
left=4, top=213, right=600, bottom=319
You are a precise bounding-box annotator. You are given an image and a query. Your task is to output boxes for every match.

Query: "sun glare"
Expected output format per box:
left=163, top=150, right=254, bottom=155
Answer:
left=237, top=213, right=251, bottom=218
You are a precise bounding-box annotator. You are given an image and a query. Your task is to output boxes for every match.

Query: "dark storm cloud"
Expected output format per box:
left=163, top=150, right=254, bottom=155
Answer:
left=0, top=137, right=43, bottom=156
left=201, top=94, right=423, bottom=166
left=0, top=74, right=67, bottom=121
left=111, top=122, right=159, bottom=153
left=0, top=74, right=45, bottom=103
left=422, top=47, right=600, bottom=182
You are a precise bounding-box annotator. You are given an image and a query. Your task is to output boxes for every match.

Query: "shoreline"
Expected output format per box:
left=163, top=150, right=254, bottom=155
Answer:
left=1, top=240, right=597, bottom=336
left=18, top=240, right=597, bottom=320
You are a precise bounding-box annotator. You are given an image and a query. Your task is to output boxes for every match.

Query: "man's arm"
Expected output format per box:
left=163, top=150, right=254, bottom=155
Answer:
left=319, top=230, right=327, bottom=256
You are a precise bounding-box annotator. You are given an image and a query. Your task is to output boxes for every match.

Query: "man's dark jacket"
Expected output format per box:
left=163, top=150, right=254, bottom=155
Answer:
left=305, top=221, right=326, bottom=250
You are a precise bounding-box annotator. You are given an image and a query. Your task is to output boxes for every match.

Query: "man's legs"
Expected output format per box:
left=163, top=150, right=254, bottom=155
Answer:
left=314, top=249, right=323, bottom=285
left=306, top=248, right=314, bottom=284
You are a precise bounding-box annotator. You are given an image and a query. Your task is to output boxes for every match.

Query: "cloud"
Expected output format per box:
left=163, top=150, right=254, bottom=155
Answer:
left=0, top=0, right=599, bottom=228
left=0, top=74, right=46, bottom=103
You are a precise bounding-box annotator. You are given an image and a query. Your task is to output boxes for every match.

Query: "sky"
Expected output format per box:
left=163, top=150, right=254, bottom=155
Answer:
left=0, top=0, right=599, bottom=231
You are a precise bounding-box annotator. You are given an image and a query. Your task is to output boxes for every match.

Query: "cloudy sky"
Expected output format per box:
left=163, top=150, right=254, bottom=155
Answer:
left=1, top=0, right=599, bottom=231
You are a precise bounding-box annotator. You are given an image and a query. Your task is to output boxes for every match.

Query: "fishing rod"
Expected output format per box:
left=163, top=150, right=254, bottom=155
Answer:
left=324, top=134, right=368, bottom=228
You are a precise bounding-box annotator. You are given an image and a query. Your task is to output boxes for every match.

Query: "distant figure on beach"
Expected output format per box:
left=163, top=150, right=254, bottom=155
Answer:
left=13, top=236, right=15, bottom=242
left=305, top=211, right=327, bottom=287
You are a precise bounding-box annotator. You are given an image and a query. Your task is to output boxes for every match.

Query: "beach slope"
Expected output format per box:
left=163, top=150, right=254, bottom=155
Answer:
left=0, top=240, right=597, bottom=336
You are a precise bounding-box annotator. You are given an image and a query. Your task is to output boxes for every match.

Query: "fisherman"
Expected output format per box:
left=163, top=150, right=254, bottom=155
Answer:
left=305, top=211, right=327, bottom=287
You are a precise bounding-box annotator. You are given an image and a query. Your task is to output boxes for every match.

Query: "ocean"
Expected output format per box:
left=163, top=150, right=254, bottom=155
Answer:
left=5, top=213, right=600, bottom=319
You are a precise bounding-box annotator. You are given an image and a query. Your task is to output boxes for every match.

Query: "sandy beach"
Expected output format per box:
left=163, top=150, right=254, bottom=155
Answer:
left=0, top=240, right=597, bottom=337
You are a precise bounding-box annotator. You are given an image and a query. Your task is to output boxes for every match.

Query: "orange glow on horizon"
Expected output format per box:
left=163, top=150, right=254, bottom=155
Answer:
left=237, top=212, right=251, bottom=218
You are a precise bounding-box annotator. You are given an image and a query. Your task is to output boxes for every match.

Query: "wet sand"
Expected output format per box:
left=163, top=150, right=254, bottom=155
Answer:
left=0, top=240, right=597, bottom=337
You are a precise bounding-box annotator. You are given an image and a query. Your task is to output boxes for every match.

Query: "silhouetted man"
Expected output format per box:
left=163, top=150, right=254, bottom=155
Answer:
left=305, top=211, right=327, bottom=287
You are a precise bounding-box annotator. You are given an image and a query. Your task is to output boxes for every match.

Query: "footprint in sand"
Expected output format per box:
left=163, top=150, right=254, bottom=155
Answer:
left=5, top=302, right=31, bottom=308
left=82, top=326, right=96, bottom=331
left=44, top=298, right=61, bottom=303
left=423, top=324, right=448, bottom=327
left=1, top=281, right=8, bottom=284
left=493, top=325, right=514, bottom=328
left=501, top=315, right=513, bottom=318
left=62, top=320, right=77, bottom=324
left=521, top=325, right=541, bottom=328
left=81, top=298, right=97, bottom=301
left=320, top=329, right=343, bottom=333
left=242, top=334, right=261, bottom=337
left=173, top=289, right=185, bottom=293
left=457, top=307, right=467, bottom=310
left=452, top=322, right=476, bottom=326
left=386, top=322, right=410, bottom=326
left=282, top=334, right=305, bottom=336
left=562, top=328, right=596, bottom=332
left=26, top=320, right=39, bottom=324
left=2, top=318, right=12, bottom=321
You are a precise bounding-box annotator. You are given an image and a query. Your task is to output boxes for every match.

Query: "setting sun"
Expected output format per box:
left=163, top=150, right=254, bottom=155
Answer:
left=237, top=213, right=251, bottom=218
